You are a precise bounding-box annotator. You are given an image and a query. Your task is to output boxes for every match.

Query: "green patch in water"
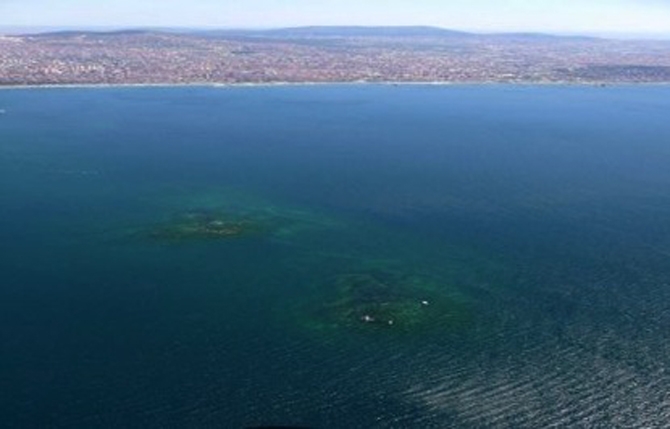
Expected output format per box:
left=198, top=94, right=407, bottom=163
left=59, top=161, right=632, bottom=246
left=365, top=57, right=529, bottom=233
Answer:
left=299, top=269, right=471, bottom=336
left=141, top=188, right=346, bottom=244
left=148, top=209, right=266, bottom=242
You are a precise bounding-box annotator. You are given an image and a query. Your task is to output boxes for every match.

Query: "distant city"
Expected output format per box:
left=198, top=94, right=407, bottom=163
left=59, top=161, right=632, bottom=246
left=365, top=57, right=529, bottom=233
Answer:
left=1, top=26, right=670, bottom=85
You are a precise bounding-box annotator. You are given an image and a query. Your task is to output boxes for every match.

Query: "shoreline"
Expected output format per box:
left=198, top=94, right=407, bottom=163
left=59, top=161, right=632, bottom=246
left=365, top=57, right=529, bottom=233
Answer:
left=1, top=81, right=670, bottom=90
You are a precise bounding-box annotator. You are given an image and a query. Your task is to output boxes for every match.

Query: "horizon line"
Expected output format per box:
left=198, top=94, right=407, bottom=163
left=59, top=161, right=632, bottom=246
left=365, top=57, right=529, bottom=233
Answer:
left=1, top=24, right=669, bottom=41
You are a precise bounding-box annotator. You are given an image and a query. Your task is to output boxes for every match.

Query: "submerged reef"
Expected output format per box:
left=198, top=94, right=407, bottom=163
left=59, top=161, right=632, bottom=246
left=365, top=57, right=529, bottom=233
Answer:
left=148, top=209, right=264, bottom=241
left=140, top=188, right=345, bottom=245
left=300, top=270, right=470, bottom=335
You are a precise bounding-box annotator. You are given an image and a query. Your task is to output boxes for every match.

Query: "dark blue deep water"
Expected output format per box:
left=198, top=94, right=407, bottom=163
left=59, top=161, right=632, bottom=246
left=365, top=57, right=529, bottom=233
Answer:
left=2, top=85, right=670, bottom=428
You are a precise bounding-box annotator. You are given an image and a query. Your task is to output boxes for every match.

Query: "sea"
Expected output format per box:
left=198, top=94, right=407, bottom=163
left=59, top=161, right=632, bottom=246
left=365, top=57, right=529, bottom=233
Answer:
left=1, top=85, right=670, bottom=428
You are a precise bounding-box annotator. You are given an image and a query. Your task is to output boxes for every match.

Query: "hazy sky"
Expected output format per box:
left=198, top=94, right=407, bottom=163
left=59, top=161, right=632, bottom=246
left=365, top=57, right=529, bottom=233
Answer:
left=1, top=0, right=669, bottom=35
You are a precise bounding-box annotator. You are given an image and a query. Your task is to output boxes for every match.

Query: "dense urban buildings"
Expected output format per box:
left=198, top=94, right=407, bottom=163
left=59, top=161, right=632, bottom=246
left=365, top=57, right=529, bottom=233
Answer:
left=1, top=27, right=669, bottom=85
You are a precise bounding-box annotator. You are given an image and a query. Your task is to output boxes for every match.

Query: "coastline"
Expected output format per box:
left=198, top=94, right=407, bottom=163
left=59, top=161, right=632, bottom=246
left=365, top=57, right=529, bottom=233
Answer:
left=1, top=80, right=670, bottom=90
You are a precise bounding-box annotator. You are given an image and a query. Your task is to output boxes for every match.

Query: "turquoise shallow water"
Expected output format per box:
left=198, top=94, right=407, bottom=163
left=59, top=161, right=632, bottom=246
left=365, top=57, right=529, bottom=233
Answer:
left=2, top=85, right=670, bottom=428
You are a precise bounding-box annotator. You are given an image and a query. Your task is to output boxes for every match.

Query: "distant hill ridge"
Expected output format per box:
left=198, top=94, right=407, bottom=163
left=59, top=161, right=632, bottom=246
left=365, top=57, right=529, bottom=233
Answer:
left=20, top=26, right=599, bottom=41
left=232, top=26, right=472, bottom=38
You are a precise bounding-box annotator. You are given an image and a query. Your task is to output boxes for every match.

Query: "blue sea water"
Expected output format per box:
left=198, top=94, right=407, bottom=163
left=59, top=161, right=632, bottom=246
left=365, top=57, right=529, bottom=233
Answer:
left=1, top=85, right=670, bottom=428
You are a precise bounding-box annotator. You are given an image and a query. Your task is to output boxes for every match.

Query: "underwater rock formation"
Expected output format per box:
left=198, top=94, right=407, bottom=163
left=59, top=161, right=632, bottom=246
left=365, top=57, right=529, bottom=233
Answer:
left=302, top=270, right=469, bottom=334
left=149, top=210, right=263, bottom=241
